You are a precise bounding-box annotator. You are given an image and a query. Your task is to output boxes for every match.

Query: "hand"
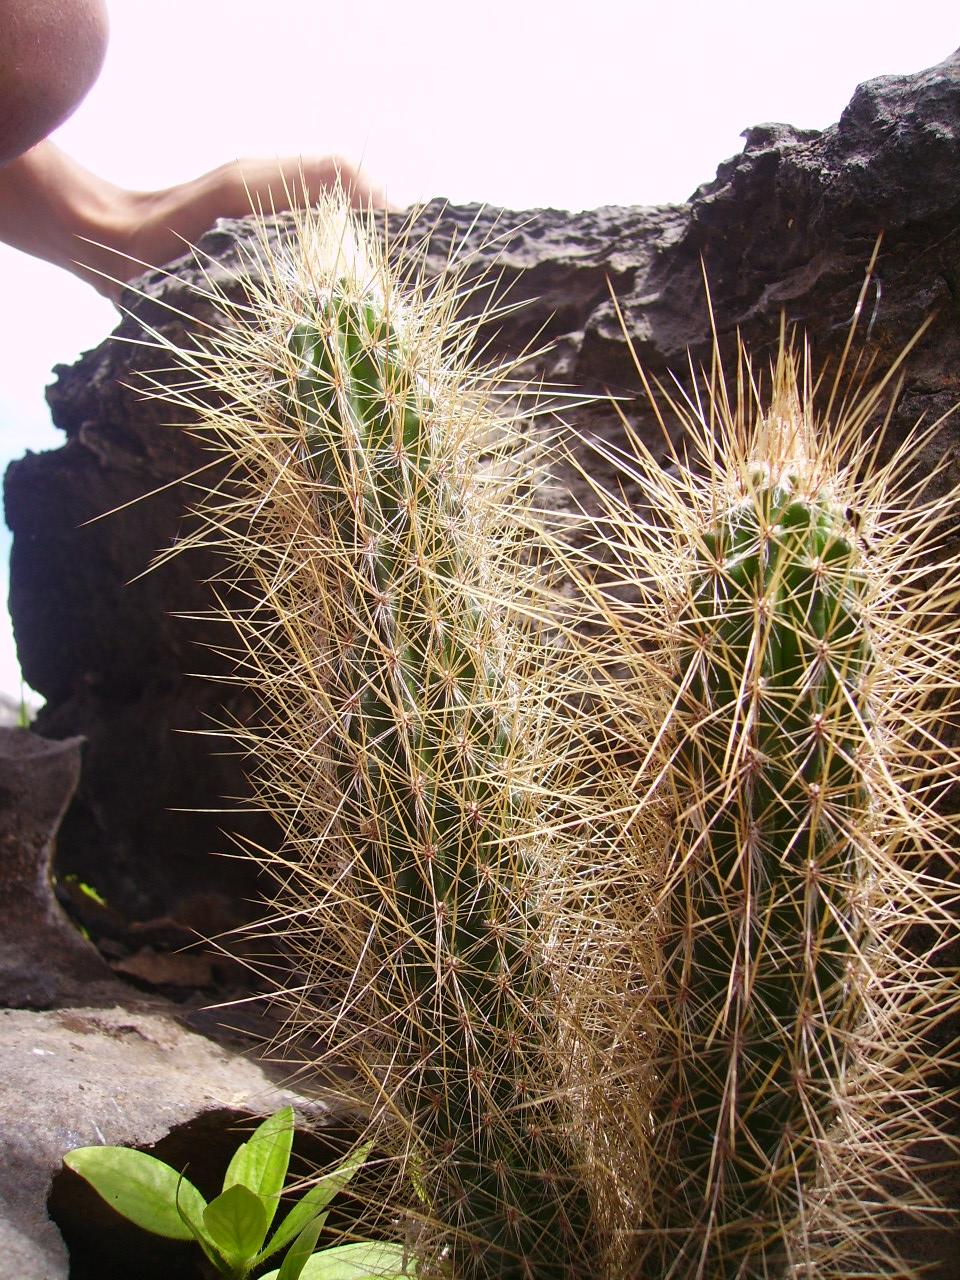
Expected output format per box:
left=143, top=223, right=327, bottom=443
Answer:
left=112, top=154, right=396, bottom=302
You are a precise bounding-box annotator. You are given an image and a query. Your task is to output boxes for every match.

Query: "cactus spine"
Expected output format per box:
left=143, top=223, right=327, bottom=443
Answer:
left=145, top=205, right=960, bottom=1279
left=282, top=280, right=595, bottom=1278
left=644, top=461, right=871, bottom=1278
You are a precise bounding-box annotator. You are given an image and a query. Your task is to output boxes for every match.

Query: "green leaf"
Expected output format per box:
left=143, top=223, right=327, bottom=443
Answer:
left=203, top=1183, right=268, bottom=1269
left=406, top=1155, right=430, bottom=1208
left=222, top=1107, right=294, bottom=1233
left=262, top=1142, right=372, bottom=1262
left=63, top=1147, right=206, bottom=1241
left=274, top=1216, right=325, bottom=1280
left=175, top=1177, right=233, bottom=1277
left=259, top=1241, right=416, bottom=1280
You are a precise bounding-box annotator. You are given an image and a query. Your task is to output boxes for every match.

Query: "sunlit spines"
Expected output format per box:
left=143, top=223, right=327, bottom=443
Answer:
left=281, top=275, right=601, bottom=1280
left=642, top=460, right=872, bottom=1278
left=127, top=196, right=959, bottom=1278
left=570, top=327, right=960, bottom=1278
left=137, top=192, right=618, bottom=1279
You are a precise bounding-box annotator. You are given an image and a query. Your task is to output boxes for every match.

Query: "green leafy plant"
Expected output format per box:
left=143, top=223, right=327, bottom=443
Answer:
left=61, top=874, right=108, bottom=907
left=64, top=1106, right=414, bottom=1279
left=17, top=681, right=35, bottom=727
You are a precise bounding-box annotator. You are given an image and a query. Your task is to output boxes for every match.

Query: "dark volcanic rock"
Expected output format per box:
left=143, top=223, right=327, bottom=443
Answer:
left=4, top=48, right=960, bottom=930
left=4, top=370, right=274, bottom=919
left=582, top=55, right=960, bottom=380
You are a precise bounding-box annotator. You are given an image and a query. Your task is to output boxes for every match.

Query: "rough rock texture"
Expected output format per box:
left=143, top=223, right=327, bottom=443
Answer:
left=3, top=401, right=271, bottom=919
left=0, top=1004, right=330, bottom=1280
left=6, top=48, right=960, bottom=923
left=0, top=729, right=120, bottom=1008
left=0, top=729, right=341, bottom=1279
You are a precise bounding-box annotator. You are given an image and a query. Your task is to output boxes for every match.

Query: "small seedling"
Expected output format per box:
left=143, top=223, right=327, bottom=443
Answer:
left=16, top=682, right=34, bottom=728
left=64, top=1106, right=415, bottom=1279
left=61, top=874, right=108, bottom=907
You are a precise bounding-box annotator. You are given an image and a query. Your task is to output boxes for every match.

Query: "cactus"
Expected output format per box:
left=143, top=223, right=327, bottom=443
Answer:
left=141, top=204, right=959, bottom=1279
left=644, top=465, right=870, bottom=1278
left=281, top=279, right=597, bottom=1278
left=573, top=324, right=960, bottom=1277
left=144, top=200, right=604, bottom=1279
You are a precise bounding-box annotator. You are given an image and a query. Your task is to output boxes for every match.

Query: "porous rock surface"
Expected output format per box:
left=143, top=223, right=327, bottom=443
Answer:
left=5, top=47, right=960, bottom=923
left=0, top=728, right=332, bottom=1279
left=0, top=729, right=118, bottom=1008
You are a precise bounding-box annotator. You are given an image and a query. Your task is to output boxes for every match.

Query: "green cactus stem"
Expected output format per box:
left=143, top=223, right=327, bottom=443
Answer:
left=281, top=280, right=596, bottom=1279
left=634, top=460, right=872, bottom=1278
left=144, top=210, right=960, bottom=1280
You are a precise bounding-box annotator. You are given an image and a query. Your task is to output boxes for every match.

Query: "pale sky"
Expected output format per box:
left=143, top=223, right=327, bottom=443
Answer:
left=1, top=0, right=957, bottom=699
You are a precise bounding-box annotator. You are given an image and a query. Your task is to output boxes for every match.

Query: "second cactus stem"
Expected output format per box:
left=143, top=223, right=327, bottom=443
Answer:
left=568, top=327, right=960, bottom=1277
left=640, top=461, right=871, bottom=1277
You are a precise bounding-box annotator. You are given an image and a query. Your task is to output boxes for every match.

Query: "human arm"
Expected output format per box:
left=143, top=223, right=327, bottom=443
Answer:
left=0, top=142, right=392, bottom=301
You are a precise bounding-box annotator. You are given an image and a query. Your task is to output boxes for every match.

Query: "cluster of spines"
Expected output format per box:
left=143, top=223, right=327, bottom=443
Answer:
left=640, top=464, right=872, bottom=1277
left=144, top=200, right=609, bottom=1279
left=283, top=278, right=597, bottom=1278
left=142, top=202, right=960, bottom=1279
left=569, top=334, right=960, bottom=1277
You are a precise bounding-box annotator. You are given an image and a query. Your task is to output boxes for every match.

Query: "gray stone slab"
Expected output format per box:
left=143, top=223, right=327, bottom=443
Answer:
left=0, top=1004, right=321, bottom=1280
